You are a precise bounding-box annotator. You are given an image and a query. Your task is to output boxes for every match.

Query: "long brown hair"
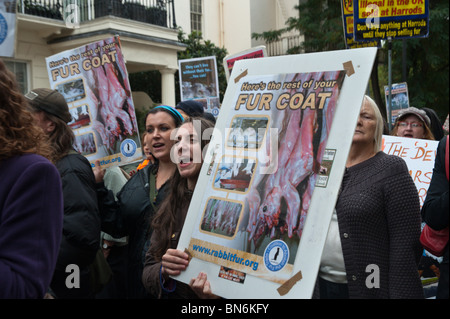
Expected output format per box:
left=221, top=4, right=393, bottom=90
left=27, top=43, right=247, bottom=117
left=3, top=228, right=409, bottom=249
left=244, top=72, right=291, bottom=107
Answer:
left=150, top=117, right=215, bottom=260
left=31, top=110, right=75, bottom=163
left=0, top=59, right=53, bottom=162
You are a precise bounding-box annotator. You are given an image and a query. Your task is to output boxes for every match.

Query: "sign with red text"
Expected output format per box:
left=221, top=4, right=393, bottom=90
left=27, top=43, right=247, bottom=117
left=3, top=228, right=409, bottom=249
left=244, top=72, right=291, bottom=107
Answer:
left=223, top=46, right=267, bottom=81
left=176, top=48, right=378, bottom=299
left=382, top=135, right=438, bottom=207
left=354, top=0, right=429, bottom=41
left=46, top=36, right=142, bottom=168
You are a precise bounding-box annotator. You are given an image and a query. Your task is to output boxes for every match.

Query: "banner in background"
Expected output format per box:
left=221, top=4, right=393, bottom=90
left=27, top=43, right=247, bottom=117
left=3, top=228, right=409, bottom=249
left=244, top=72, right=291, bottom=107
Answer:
left=353, top=0, right=429, bottom=41
left=382, top=135, right=438, bottom=207
left=0, top=0, right=16, bottom=58
left=46, top=36, right=142, bottom=169
left=223, top=46, right=267, bottom=81
left=179, top=56, right=220, bottom=117
left=384, top=82, right=410, bottom=125
left=341, top=0, right=379, bottom=48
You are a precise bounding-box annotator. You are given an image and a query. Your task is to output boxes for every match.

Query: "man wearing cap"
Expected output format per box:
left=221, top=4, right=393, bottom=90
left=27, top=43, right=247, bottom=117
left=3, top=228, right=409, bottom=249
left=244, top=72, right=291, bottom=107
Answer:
left=391, top=106, right=435, bottom=140
left=26, top=88, right=102, bottom=299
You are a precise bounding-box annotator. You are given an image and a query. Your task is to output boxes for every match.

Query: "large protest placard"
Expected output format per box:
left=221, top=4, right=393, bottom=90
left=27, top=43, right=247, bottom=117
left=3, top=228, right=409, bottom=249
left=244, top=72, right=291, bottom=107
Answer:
left=353, top=0, right=429, bottom=41
left=382, top=135, right=438, bottom=207
left=223, top=46, right=267, bottom=81
left=175, top=48, right=378, bottom=299
left=0, top=0, right=16, bottom=58
left=179, top=56, right=221, bottom=117
left=46, top=36, right=142, bottom=168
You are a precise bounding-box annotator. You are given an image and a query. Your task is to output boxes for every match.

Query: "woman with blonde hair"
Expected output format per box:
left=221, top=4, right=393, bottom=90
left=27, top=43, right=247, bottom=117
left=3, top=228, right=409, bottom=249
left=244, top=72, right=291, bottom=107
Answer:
left=318, top=95, right=424, bottom=298
left=0, top=59, right=63, bottom=298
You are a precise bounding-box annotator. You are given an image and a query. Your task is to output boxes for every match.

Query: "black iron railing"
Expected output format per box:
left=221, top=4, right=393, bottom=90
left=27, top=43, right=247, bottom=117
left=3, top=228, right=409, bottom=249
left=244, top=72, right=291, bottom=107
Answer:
left=17, top=0, right=177, bottom=28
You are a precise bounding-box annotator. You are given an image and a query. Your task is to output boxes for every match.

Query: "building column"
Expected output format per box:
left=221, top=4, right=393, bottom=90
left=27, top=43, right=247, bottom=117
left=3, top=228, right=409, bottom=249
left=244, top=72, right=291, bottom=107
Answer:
left=160, top=68, right=177, bottom=107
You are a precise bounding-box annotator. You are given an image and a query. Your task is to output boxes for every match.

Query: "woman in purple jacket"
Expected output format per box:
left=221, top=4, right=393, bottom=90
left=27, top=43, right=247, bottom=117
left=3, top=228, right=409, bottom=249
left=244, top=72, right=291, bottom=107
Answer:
left=0, top=59, right=64, bottom=298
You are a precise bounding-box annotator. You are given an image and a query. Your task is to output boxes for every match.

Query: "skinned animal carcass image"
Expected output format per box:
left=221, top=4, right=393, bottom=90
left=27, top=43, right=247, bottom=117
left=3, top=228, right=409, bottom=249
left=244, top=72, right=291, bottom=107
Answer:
left=243, top=71, right=345, bottom=252
left=83, top=39, right=138, bottom=155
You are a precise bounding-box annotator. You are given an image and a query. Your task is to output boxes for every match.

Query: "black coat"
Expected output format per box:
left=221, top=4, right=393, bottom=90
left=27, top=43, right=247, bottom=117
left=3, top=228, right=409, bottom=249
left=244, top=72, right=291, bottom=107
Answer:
left=55, top=152, right=100, bottom=268
left=97, top=164, right=169, bottom=298
left=50, top=152, right=101, bottom=298
left=421, top=136, right=449, bottom=299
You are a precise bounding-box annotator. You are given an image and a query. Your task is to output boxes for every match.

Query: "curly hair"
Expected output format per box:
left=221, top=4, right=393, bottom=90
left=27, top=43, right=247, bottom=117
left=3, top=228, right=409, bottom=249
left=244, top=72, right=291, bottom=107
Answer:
left=0, top=59, right=53, bottom=162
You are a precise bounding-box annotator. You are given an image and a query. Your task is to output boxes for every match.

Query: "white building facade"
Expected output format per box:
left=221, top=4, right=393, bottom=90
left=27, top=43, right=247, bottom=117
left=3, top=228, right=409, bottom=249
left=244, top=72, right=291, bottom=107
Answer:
left=2, top=0, right=301, bottom=107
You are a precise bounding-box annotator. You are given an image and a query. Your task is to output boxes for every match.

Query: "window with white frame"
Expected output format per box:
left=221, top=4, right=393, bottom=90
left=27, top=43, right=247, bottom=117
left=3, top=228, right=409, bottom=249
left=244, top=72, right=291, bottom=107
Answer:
left=4, top=61, right=29, bottom=94
left=190, top=0, right=202, bottom=33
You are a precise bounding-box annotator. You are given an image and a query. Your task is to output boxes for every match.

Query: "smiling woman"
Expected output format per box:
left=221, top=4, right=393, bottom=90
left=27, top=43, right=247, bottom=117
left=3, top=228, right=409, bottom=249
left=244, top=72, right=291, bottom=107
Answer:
left=173, top=119, right=205, bottom=190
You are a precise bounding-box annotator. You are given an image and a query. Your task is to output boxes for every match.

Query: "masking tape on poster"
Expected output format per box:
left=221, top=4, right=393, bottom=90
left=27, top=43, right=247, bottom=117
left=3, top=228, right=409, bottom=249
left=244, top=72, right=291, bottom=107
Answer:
left=234, top=69, right=249, bottom=83
left=277, top=270, right=303, bottom=296
left=343, top=61, right=355, bottom=77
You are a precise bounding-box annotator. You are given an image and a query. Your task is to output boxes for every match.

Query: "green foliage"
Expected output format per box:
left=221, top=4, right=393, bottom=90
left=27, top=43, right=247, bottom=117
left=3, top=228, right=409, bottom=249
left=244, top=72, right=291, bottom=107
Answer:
left=128, top=70, right=160, bottom=135
left=252, top=29, right=287, bottom=44
left=128, top=29, right=229, bottom=130
left=380, top=1, right=449, bottom=122
left=129, top=70, right=161, bottom=104
left=252, top=0, right=449, bottom=123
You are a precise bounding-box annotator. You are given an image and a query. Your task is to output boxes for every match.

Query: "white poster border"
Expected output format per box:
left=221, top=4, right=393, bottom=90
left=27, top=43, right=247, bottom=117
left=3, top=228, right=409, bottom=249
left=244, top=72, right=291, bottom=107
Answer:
left=176, top=48, right=378, bottom=299
left=45, top=36, right=142, bottom=169
left=178, top=55, right=220, bottom=114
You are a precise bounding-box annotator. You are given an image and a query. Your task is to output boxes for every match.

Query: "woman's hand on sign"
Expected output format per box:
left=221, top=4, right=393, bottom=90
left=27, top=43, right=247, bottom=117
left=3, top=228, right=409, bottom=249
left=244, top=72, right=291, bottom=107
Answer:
left=161, top=249, right=190, bottom=279
left=189, top=272, right=219, bottom=299
left=93, top=160, right=106, bottom=183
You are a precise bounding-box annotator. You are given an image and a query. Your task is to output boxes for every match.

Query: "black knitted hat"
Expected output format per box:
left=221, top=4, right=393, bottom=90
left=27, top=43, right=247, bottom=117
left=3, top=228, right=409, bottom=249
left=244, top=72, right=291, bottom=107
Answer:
left=176, top=100, right=205, bottom=117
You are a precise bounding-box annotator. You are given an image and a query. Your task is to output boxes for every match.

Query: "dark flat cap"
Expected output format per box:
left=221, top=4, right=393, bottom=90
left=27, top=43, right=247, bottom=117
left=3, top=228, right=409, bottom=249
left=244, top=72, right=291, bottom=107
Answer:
left=25, top=88, right=72, bottom=123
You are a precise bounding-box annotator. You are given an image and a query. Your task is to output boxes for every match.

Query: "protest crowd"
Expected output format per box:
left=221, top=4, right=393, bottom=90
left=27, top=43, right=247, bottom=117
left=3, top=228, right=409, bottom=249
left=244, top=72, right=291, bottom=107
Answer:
left=1, top=46, right=448, bottom=301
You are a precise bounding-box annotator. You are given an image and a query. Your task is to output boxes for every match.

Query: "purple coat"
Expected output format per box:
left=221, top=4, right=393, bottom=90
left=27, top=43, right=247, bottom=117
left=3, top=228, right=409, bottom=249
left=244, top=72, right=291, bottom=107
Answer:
left=0, top=154, right=63, bottom=298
